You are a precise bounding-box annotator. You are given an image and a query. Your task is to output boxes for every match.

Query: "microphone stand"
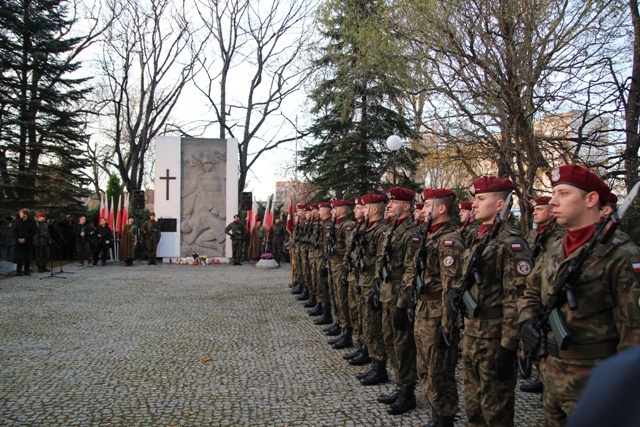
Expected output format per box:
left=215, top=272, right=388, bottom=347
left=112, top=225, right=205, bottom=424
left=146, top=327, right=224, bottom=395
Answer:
left=41, top=239, right=65, bottom=279
left=50, top=222, right=74, bottom=275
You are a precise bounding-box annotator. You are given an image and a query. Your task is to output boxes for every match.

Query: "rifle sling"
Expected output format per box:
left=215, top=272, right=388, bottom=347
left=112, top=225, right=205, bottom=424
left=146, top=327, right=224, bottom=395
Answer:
left=465, top=305, right=503, bottom=319
left=546, top=340, right=617, bottom=359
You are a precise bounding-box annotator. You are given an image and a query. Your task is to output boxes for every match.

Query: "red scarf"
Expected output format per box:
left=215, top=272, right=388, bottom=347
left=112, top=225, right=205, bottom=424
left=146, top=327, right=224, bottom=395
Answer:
left=537, top=222, right=549, bottom=235
left=478, top=224, right=490, bottom=237
left=393, top=216, right=409, bottom=230
left=429, top=221, right=447, bottom=235
left=563, top=224, right=595, bottom=257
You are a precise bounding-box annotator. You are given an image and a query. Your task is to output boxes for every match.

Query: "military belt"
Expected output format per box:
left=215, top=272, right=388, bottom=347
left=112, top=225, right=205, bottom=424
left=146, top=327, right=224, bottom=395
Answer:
left=419, top=291, right=442, bottom=302
left=387, top=272, right=404, bottom=281
left=465, top=305, right=502, bottom=319
left=546, top=340, right=617, bottom=359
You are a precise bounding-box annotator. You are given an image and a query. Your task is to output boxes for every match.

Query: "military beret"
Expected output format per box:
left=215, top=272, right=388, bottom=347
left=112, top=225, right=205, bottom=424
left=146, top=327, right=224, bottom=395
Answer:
left=310, top=203, right=319, bottom=210
left=548, top=165, right=610, bottom=203
left=304, top=205, right=312, bottom=212
left=532, top=196, right=552, bottom=207
left=318, top=201, right=332, bottom=208
left=296, top=204, right=306, bottom=210
left=149, top=212, right=156, bottom=216
left=415, top=203, right=424, bottom=210
left=361, top=193, right=387, bottom=204
left=469, top=176, right=514, bottom=195
left=386, top=187, right=415, bottom=201
left=606, top=192, right=618, bottom=205
left=354, top=197, right=365, bottom=206
left=331, top=199, right=350, bottom=208
left=459, top=201, right=473, bottom=211
left=421, top=188, right=456, bottom=201
left=37, top=211, right=46, bottom=218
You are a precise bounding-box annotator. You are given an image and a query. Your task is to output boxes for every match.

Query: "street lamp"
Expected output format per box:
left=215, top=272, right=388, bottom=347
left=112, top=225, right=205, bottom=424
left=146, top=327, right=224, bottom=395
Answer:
left=386, top=135, right=403, bottom=187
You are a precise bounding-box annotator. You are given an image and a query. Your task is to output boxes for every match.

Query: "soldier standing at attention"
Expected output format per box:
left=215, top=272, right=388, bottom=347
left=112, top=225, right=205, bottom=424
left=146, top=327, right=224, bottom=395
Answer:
left=356, top=193, right=390, bottom=386
left=313, top=202, right=334, bottom=326
left=292, top=205, right=308, bottom=297
left=270, top=216, right=286, bottom=264
left=413, top=203, right=425, bottom=229
left=450, top=177, right=533, bottom=427
left=518, top=164, right=640, bottom=427
left=225, top=214, right=245, bottom=265
left=521, top=195, right=566, bottom=394
left=328, top=199, right=356, bottom=349
left=35, top=212, right=51, bottom=273
left=141, top=212, right=161, bottom=265
left=458, top=200, right=479, bottom=248
left=403, top=188, right=464, bottom=427
left=376, top=187, right=421, bottom=415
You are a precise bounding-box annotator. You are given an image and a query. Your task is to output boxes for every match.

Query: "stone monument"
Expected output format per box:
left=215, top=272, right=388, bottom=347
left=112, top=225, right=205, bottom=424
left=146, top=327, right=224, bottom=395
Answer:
left=153, top=136, right=238, bottom=262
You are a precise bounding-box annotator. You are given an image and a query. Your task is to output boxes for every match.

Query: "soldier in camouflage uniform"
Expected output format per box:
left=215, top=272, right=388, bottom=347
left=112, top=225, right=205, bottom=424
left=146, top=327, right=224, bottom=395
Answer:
left=376, top=187, right=420, bottom=415
left=521, top=195, right=566, bottom=394
left=355, top=193, right=390, bottom=386
left=270, top=216, right=286, bottom=264
left=35, top=212, right=51, bottom=273
left=141, top=212, right=161, bottom=265
left=344, top=198, right=372, bottom=366
left=413, top=203, right=425, bottom=229
left=292, top=205, right=307, bottom=296
left=312, top=202, right=334, bottom=325
left=450, top=176, right=533, bottom=427
left=518, top=164, right=640, bottom=427
left=301, top=207, right=318, bottom=310
left=458, top=201, right=480, bottom=248
left=327, top=199, right=356, bottom=349
left=307, top=205, right=325, bottom=317
left=402, top=188, right=464, bottom=427
left=225, top=214, right=245, bottom=265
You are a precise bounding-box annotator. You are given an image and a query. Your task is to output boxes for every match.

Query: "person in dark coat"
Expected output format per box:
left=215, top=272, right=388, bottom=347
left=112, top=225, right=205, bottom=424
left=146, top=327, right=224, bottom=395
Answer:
left=58, top=215, right=76, bottom=260
left=14, top=208, right=37, bottom=276
left=93, top=218, right=113, bottom=266
left=120, top=217, right=137, bottom=266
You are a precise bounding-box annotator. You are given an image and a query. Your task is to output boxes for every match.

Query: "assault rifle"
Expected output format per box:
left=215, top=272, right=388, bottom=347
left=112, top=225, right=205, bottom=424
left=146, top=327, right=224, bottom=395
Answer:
left=443, top=193, right=513, bottom=346
left=458, top=207, right=475, bottom=237
left=525, top=182, right=640, bottom=361
left=379, top=214, right=399, bottom=283
left=406, top=202, right=435, bottom=318
left=532, top=217, right=556, bottom=261
left=321, top=220, right=336, bottom=278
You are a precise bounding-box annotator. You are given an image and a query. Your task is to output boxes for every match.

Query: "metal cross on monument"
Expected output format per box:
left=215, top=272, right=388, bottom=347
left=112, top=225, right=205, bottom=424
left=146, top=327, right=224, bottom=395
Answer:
left=159, top=169, right=176, bottom=201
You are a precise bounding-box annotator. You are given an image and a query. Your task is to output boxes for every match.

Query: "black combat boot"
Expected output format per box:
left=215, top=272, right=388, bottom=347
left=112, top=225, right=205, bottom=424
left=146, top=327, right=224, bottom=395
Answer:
left=332, top=328, right=353, bottom=349
left=520, top=378, right=543, bottom=393
left=425, top=415, right=455, bottom=427
left=314, top=312, right=333, bottom=325
left=387, top=385, right=416, bottom=415
left=349, top=347, right=371, bottom=365
left=37, top=264, right=45, bottom=273
left=291, top=282, right=303, bottom=294
left=308, top=303, right=323, bottom=316
left=360, top=361, right=389, bottom=386
left=302, top=294, right=316, bottom=307
left=356, top=362, right=376, bottom=379
left=377, top=387, right=402, bottom=405
left=324, top=323, right=341, bottom=335
left=328, top=332, right=342, bottom=345
left=296, top=286, right=309, bottom=299
left=343, top=343, right=363, bottom=360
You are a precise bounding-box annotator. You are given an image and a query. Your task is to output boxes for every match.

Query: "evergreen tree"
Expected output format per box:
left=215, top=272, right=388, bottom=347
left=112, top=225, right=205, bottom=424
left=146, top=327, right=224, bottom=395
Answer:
left=299, top=0, right=420, bottom=200
left=0, top=0, right=91, bottom=215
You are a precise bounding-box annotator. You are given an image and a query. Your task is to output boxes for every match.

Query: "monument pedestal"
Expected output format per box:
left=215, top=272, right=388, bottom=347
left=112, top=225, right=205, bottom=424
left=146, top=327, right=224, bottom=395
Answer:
left=256, top=259, right=280, bottom=269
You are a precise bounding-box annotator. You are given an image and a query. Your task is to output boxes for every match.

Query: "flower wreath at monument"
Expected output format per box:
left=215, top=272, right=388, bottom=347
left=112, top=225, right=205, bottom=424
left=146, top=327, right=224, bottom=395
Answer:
left=260, top=252, right=274, bottom=260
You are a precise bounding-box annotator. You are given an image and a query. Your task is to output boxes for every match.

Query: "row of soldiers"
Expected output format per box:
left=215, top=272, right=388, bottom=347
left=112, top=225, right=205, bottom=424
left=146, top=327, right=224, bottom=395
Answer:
left=288, top=164, right=640, bottom=427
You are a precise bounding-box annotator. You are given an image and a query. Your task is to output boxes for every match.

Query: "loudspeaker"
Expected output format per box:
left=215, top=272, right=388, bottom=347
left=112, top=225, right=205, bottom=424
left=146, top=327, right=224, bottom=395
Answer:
left=241, top=192, right=252, bottom=210
left=132, top=190, right=145, bottom=209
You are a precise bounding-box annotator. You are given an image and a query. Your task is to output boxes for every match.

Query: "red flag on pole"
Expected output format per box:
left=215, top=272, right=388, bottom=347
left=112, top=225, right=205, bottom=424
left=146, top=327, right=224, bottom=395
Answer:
left=264, top=199, right=274, bottom=231
left=108, top=197, right=114, bottom=231
left=286, top=193, right=295, bottom=232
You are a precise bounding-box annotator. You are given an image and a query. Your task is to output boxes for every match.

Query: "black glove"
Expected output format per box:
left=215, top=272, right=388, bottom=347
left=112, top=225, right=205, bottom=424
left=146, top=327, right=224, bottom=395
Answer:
left=520, top=319, right=542, bottom=356
left=393, top=307, right=410, bottom=330
left=445, top=288, right=461, bottom=316
left=493, top=346, right=516, bottom=381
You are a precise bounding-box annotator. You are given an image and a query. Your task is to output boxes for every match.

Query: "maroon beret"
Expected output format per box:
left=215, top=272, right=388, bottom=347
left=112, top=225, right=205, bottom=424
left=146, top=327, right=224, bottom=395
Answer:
left=149, top=212, right=156, bottom=216
left=318, top=201, right=332, bottom=208
left=421, top=188, right=456, bottom=201
left=296, top=204, right=306, bottom=210
left=304, top=205, right=312, bottom=212
left=310, top=203, right=319, bottom=210
left=415, top=203, right=424, bottom=210
left=331, top=199, right=350, bottom=208
left=532, top=196, right=552, bottom=207
left=606, top=192, right=618, bottom=205
left=361, top=193, right=387, bottom=204
left=354, top=197, right=364, bottom=206
left=469, top=176, right=514, bottom=195
left=548, top=165, right=610, bottom=203
left=386, top=187, right=415, bottom=202
left=459, top=201, right=473, bottom=211
left=37, top=211, right=46, bottom=218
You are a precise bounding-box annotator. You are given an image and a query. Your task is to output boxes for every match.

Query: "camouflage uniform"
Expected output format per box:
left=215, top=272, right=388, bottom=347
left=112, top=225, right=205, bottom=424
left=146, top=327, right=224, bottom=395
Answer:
left=35, top=219, right=51, bottom=271
left=270, top=221, right=286, bottom=262
left=316, top=217, right=334, bottom=318
left=460, top=221, right=481, bottom=249
left=345, top=221, right=366, bottom=343
left=301, top=220, right=314, bottom=298
left=224, top=220, right=245, bottom=264
left=518, top=229, right=640, bottom=427
left=360, top=219, right=389, bottom=363
left=460, top=223, right=533, bottom=427
left=380, top=217, right=420, bottom=388
left=309, top=219, right=323, bottom=306
left=402, top=221, right=464, bottom=418
left=141, top=219, right=161, bottom=263
left=331, top=216, right=355, bottom=330
left=526, top=220, right=566, bottom=259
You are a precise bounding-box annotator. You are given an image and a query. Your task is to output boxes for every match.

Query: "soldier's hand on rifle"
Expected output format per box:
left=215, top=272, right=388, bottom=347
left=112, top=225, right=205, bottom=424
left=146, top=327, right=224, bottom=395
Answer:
left=493, top=346, right=516, bottom=381
left=446, top=288, right=461, bottom=317
left=393, top=306, right=410, bottom=330
left=520, top=320, right=542, bottom=356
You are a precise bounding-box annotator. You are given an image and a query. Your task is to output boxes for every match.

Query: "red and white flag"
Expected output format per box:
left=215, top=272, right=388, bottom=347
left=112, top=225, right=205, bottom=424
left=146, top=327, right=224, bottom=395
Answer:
left=286, top=191, right=296, bottom=232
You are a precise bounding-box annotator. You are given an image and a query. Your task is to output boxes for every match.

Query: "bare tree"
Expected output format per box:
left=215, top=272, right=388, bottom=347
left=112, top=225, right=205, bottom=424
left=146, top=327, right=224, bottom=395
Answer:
left=194, top=0, right=317, bottom=202
left=90, top=0, right=203, bottom=193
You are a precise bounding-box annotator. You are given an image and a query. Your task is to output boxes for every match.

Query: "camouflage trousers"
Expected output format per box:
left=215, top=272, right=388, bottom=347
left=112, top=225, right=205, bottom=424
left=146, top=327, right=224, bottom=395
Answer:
left=35, top=243, right=50, bottom=267
left=313, top=256, right=330, bottom=311
left=331, top=260, right=350, bottom=329
left=382, top=301, right=416, bottom=387
left=348, top=276, right=361, bottom=340
left=461, top=335, right=517, bottom=427
left=415, top=316, right=459, bottom=416
left=360, top=283, right=386, bottom=362
left=231, top=239, right=243, bottom=263
left=302, top=250, right=314, bottom=295
left=539, top=355, right=588, bottom=427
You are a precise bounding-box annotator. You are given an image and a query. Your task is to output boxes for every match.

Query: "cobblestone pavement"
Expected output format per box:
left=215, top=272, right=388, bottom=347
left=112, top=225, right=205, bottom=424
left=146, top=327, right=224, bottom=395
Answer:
left=0, top=262, right=543, bottom=426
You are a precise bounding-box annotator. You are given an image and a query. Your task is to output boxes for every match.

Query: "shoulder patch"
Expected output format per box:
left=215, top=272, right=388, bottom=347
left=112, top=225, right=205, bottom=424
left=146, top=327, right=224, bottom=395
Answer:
left=512, top=243, right=522, bottom=251
left=633, top=262, right=640, bottom=274
left=443, top=255, right=454, bottom=267
left=346, top=227, right=353, bottom=231
left=326, top=225, right=331, bottom=230
left=444, top=240, right=453, bottom=247
left=516, top=260, right=531, bottom=276
left=412, top=236, right=420, bottom=243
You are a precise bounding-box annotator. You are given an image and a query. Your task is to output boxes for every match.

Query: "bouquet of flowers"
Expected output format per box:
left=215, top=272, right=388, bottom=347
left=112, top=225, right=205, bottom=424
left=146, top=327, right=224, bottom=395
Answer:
left=260, top=252, right=274, bottom=260
left=191, top=252, right=200, bottom=265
